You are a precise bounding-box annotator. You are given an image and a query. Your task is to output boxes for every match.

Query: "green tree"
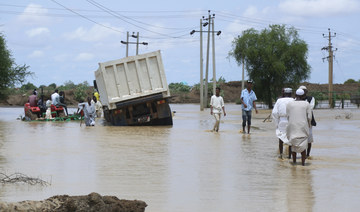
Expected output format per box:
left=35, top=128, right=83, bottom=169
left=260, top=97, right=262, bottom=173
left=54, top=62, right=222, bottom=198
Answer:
left=74, top=81, right=90, bottom=102
left=229, top=25, right=311, bottom=108
left=21, top=82, right=37, bottom=91
left=0, top=33, right=32, bottom=99
left=344, top=78, right=356, bottom=84
left=169, top=82, right=191, bottom=93
left=48, top=83, right=57, bottom=89
left=63, top=80, right=76, bottom=89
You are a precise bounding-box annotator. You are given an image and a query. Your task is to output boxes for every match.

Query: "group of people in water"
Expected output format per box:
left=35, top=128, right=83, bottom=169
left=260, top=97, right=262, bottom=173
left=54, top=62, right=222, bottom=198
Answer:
left=210, top=80, right=315, bottom=166
left=27, top=88, right=103, bottom=127
left=272, top=85, right=316, bottom=166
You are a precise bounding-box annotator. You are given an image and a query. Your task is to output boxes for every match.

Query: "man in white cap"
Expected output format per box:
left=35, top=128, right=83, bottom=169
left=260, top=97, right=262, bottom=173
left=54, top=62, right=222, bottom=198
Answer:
left=286, top=88, right=312, bottom=166
left=299, top=85, right=316, bottom=157
left=272, top=88, right=294, bottom=159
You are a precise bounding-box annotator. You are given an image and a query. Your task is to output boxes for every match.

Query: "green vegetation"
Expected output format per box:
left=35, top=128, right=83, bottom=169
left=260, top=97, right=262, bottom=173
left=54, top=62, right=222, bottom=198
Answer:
left=48, top=83, right=57, bottom=89
left=169, top=82, right=192, bottom=93
left=193, top=76, right=226, bottom=92
left=344, top=78, right=359, bottom=84
left=0, top=33, right=32, bottom=99
left=229, top=24, right=311, bottom=108
left=21, top=82, right=37, bottom=91
left=74, top=81, right=90, bottom=102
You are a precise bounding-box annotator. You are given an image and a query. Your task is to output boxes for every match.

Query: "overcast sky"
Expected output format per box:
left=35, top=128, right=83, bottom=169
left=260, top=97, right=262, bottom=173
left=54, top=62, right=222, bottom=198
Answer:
left=1, top=0, right=360, bottom=87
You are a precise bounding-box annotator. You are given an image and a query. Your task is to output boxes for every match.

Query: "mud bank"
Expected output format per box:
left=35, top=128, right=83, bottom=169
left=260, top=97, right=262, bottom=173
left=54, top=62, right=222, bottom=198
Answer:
left=0, top=192, right=147, bottom=212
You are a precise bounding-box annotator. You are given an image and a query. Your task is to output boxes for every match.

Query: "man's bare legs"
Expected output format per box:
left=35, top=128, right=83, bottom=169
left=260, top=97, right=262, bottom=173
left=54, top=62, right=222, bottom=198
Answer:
left=292, top=150, right=306, bottom=166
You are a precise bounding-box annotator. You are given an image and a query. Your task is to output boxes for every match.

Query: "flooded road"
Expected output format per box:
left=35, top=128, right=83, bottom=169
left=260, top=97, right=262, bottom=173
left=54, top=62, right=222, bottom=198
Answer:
left=0, top=104, right=359, bottom=212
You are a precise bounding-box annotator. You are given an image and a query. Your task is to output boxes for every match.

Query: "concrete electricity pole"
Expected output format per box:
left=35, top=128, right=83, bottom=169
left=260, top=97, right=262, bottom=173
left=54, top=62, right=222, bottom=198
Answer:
left=242, top=57, right=245, bottom=90
left=211, top=14, right=216, bottom=96
left=204, top=13, right=211, bottom=108
left=121, top=32, right=148, bottom=57
left=322, top=28, right=337, bottom=108
left=126, top=31, right=129, bottom=57
left=190, top=12, right=221, bottom=110
left=200, top=19, right=204, bottom=111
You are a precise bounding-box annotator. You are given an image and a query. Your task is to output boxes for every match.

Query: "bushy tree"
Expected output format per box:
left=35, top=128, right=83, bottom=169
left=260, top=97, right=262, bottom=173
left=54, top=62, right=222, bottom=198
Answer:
left=74, top=81, right=91, bottom=102
left=229, top=25, right=311, bottom=108
left=48, top=83, right=57, bottom=89
left=169, top=82, right=191, bottom=93
left=0, top=33, right=32, bottom=99
left=63, top=80, right=76, bottom=89
left=21, top=82, right=37, bottom=91
left=344, top=78, right=357, bottom=84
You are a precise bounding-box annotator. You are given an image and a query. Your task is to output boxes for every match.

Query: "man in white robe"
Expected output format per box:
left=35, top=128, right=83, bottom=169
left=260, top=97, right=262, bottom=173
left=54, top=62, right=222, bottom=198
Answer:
left=78, top=97, right=96, bottom=126
left=272, top=88, right=294, bottom=159
left=286, top=89, right=312, bottom=166
left=299, top=85, right=316, bottom=157
left=210, top=87, right=226, bottom=132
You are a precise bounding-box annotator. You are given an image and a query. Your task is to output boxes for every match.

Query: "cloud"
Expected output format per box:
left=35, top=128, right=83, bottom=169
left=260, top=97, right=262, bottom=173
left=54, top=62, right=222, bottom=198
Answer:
left=17, top=4, right=51, bottom=25
left=26, top=27, right=50, bottom=37
left=64, top=24, right=124, bottom=42
left=279, top=0, right=360, bottom=17
left=53, top=54, right=70, bottom=62
left=243, top=6, right=259, bottom=17
left=29, top=50, right=44, bottom=58
left=75, top=53, right=94, bottom=61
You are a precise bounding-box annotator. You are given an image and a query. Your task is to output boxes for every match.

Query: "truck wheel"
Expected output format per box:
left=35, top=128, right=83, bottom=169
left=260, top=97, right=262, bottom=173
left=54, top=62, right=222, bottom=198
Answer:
left=162, top=117, right=173, bottom=125
left=154, top=117, right=173, bottom=125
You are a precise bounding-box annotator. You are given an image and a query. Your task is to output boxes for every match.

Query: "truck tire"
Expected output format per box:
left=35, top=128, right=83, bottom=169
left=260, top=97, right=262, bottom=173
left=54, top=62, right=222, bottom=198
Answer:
left=152, top=116, right=173, bottom=126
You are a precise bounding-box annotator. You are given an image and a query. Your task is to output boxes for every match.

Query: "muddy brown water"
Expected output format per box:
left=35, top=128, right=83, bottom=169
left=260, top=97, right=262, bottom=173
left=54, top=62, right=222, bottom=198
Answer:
left=0, top=104, right=359, bottom=212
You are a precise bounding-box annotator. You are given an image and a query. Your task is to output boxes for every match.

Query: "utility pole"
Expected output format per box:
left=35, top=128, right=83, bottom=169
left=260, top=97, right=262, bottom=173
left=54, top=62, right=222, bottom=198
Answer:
left=126, top=31, right=129, bottom=57
left=190, top=12, right=221, bottom=110
left=242, top=57, right=245, bottom=90
left=200, top=19, right=204, bottom=111
left=204, top=13, right=211, bottom=108
left=322, top=28, right=337, bottom=108
left=121, top=32, right=148, bottom=57
left=211, top=14, right=216, bottom=96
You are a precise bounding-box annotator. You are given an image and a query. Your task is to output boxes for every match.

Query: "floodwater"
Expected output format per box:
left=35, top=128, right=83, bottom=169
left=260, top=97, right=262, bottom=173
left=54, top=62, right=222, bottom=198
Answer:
left=0, top=104, right=359, bottom=212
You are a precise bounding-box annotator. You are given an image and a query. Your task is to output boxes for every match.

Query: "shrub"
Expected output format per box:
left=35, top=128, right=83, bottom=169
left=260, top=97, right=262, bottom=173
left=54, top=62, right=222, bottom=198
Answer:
left=169, top=82, right=191, bottom=93
left=21, top=82, right=37, bottom=91
left=74, top=83, right=88, bottom=102
left=48, top=83, right=56, bottom=89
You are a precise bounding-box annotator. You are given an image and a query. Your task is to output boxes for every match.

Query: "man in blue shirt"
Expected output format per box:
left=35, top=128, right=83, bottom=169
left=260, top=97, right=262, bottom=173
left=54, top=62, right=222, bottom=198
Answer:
left=241, top=80, right=258, bottom=134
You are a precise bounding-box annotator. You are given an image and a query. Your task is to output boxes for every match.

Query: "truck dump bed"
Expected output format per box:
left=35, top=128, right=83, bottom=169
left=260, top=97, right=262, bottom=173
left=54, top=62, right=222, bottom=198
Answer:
left=95, top=50, right=170, bottom=110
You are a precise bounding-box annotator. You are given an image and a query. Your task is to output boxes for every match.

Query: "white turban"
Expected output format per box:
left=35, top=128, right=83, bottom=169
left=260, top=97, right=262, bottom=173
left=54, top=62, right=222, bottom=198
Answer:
left=299, top=85, right=307, bottom=90
left=296, top=88, right=304, bottom=96
left=284, top=88, right=292, bottom=93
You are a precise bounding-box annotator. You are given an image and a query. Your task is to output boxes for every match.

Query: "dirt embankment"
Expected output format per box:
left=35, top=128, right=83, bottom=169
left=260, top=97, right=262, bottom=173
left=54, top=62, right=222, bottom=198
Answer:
left=1, top=82, right=359, bottom=106
left=0, top=89, right=93, bottom=107
left=0, top=192, right=147, bottom=212
left=169, top=81, right=360, bottom=103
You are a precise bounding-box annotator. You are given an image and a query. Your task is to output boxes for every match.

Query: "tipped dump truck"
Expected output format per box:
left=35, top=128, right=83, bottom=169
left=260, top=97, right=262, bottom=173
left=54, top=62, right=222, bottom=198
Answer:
left=94, top=50, right=173, bottom=126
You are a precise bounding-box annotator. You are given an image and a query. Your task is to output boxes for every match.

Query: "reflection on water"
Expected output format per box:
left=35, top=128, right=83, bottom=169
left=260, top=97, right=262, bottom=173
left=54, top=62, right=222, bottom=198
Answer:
left=0, top=105, right=360, bottom=211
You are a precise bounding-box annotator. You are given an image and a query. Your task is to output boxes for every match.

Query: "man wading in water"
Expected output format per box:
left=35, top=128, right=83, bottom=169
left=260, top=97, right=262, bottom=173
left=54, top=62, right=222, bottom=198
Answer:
left=210, top=87, right=226, bottom=132
left=286, top=89, right=312, bottom=166
left=240, top=80, right=258, bottom=134
left=299, top=85, right=316, bottom=158
left=272, top=88, right=294, bottom=159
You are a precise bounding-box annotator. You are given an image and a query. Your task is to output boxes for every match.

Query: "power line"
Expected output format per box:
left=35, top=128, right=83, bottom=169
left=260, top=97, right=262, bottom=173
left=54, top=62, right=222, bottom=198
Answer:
left=85, top=0, right=188, bottom=37
left=49, top=0, right=125, bottom=35
left=0, top=3, right=207, bottom=14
